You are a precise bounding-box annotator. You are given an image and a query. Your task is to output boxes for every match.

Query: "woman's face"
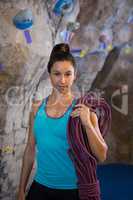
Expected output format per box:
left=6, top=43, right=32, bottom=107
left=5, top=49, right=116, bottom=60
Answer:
left=49, top=60, right=76, bottom=94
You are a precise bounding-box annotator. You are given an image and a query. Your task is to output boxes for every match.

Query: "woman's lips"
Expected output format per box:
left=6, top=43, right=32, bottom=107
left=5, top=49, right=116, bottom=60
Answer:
left=59, top=85, right=67, bottom=88
left=58, top=86, right=68, bottom=90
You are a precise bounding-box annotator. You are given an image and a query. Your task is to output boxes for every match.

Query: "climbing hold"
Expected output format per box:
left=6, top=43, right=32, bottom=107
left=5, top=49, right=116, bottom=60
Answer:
left=60, top=30, right=69, bottom=42
left=80, top=50, right=87, bottom=58
left=99, top=42, right=107, bottom=50
left=60, top=29, right=74, bottom=43
left=0, top=63, right=4, bottom=72
left=67, top=21, right=80, bottom=32
left=53, top=0, right=75, bottom=16
left=71, top=48, right=82, bottom=57
left=13, top=9, right=33, bottom=30
left=23, top=29, right=32, bottom=44
left=99, top=34, right=107, bottom=43
left=107, top=44, right=113, bottom=52
left=13, top=9, right=33, bottom=44
left=127, top=11, right=133, bottom=24
left=70, top=48, right=87, bottom=58
left=60, top=21, right=79, bottom=43
left=99, top=28, right=113, bottom=52
left=1, top=145, right=14, bottom=154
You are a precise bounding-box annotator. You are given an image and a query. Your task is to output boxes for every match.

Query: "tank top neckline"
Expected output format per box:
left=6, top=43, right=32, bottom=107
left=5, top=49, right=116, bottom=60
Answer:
left=44, top=96, right=76, bottom=119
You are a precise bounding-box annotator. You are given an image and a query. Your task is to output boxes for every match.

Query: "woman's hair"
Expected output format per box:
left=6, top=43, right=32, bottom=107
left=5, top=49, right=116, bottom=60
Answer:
left=47, top=43, right=76, bottom=73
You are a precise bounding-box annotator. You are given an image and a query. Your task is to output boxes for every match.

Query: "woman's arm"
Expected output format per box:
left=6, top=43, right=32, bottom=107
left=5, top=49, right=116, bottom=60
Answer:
left=71, top=103, right=108, bottom=163
left=84, top=112, right=108, bottom=163
left=17, top=102, right=37, bottom=200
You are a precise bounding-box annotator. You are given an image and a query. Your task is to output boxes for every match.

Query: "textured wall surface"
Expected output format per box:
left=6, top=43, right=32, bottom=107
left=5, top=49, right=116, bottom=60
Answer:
left=0, top=0, right=133, bottom=199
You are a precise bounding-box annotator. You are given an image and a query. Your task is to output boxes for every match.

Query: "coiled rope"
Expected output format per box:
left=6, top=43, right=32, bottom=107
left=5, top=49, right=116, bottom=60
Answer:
left=67, top=92, right=111, bottom=200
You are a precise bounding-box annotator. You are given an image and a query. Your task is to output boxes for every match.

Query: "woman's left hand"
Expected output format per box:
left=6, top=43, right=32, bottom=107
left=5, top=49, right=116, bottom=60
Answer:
left=70, top=103, right=93, bottom=127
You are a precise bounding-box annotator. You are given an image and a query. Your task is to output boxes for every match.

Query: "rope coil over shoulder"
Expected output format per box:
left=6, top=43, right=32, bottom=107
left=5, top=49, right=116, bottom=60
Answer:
left=67, top=92, right=111, bottom=200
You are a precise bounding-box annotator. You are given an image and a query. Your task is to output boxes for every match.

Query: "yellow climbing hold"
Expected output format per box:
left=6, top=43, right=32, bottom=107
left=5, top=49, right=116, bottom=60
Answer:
left=2, top=145, right=14, bottom=154
left=107, top=44, right=113, bottom=52
left=80, top=50, right=87, bottom=58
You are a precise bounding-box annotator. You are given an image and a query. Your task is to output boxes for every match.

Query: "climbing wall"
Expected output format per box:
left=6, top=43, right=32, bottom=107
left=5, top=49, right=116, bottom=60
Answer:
left=0, top=0, right=133, bottom=199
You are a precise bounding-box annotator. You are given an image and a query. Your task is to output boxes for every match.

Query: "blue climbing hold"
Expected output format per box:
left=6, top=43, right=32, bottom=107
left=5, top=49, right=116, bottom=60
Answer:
left=13, top=9, right=33, bottom=30
left=127, top=11, right=133, bottom=24
left=53, top=0, right=74, bottom=16
left=71, top=48, right=82, bottom=53
left=99, top=42, right=107, bottom=50
left=71, top=48, right=82, bottom=57
left=0, top=63, right=4, bottom=71
left=23, top=30, right=32, bottom=44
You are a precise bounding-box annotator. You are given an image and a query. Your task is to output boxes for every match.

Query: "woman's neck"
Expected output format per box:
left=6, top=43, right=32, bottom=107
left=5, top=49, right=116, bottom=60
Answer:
left=49, top=89, right=75, bottom=104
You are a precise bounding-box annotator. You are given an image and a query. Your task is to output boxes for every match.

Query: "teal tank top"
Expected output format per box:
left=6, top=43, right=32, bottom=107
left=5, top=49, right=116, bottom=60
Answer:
left=33, top=96, right=78, bottom=189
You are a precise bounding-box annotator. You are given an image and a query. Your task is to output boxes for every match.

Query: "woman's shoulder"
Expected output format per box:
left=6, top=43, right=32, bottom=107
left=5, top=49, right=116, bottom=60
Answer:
left=31, top=99, right=44, bottom=117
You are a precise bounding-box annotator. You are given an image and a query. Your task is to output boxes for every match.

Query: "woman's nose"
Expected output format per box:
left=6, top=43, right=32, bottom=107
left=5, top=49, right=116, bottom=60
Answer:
left=60, top=75, right=65, bottom=83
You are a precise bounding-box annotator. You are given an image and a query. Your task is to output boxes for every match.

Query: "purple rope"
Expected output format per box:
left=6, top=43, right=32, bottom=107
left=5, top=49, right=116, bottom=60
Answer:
left=67, top=92, right=111, bottom=200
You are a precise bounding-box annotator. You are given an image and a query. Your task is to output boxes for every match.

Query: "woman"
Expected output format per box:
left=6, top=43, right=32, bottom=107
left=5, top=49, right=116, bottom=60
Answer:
left=18, top=43, right=108, bottom=200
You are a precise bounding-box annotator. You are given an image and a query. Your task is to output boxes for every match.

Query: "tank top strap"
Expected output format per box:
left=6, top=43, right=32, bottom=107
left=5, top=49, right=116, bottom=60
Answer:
left=71, top=98, right=78, bottom=108
left=42, top=97, right=47, bottom=106
left=32, top=99, right=45, bottom=119
left=39, top=98, right=46, bottom=109
left=43, top=96, right=77, bottom=112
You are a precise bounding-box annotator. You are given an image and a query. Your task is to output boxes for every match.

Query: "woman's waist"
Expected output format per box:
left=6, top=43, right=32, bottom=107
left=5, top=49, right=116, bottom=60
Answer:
left=34, top=173, right=78, bottom=189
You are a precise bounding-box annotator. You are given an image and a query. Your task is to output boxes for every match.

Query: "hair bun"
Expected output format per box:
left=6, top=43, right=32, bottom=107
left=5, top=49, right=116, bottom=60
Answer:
left=59, top=43, right=70, bottom=53
left=51, top=43, right=70, bottom=57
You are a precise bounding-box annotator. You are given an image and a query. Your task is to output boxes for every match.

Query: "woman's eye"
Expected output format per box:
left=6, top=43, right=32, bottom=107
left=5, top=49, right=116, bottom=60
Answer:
left=54, top=73, right=60, bottom=76
left=54, top=73, right=71, bottom=76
